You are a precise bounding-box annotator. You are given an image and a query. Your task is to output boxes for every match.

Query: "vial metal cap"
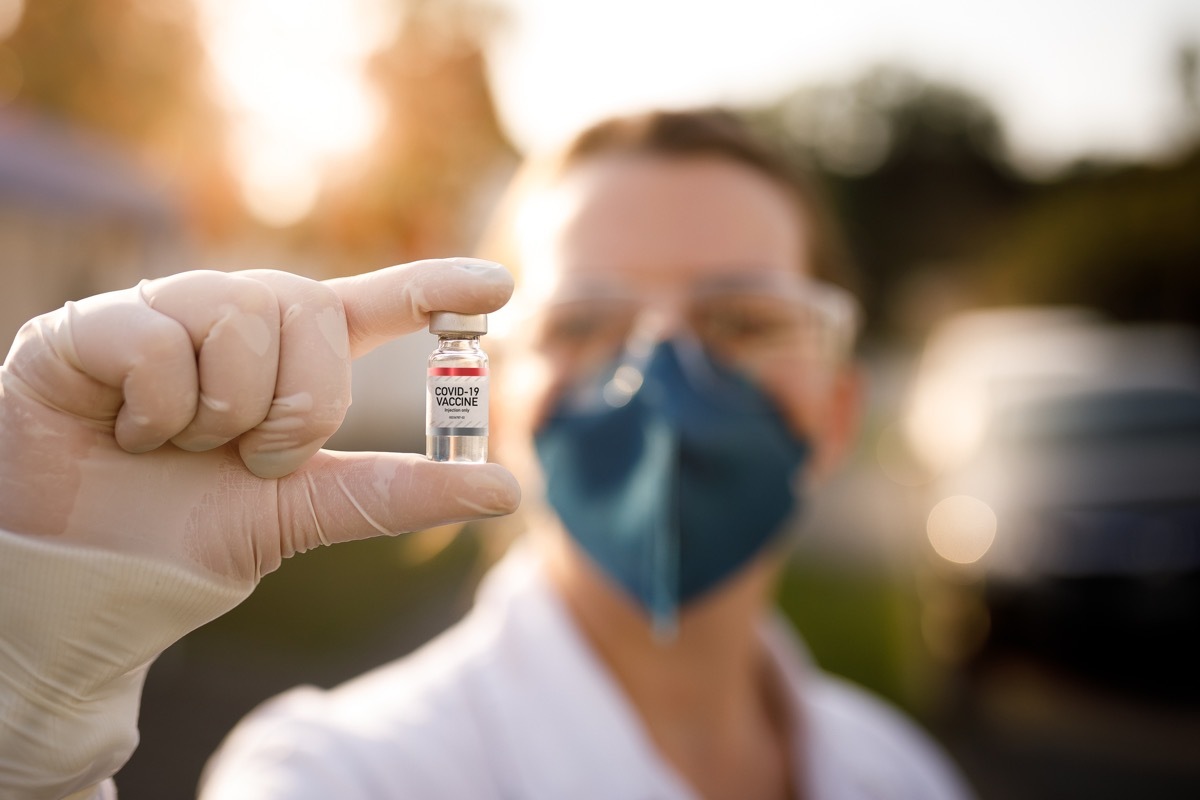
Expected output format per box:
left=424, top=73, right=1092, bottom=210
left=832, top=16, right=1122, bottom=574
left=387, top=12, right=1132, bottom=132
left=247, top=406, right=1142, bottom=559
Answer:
left=429, top=311, right=487, bottom=335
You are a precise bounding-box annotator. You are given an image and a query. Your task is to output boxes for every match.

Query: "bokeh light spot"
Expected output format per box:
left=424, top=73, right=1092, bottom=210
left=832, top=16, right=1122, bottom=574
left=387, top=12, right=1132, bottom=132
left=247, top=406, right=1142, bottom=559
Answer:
left=927, top=494, right=998, bottom=565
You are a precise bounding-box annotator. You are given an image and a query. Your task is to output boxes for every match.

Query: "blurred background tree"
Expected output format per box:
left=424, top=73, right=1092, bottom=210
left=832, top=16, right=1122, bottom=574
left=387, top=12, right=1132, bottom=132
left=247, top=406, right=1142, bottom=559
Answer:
left=6, top=1, right=1193, bottom=336
left=312, top=0, right=516, bottom=270
left=753, top=65, right=1031, bottom=342
left=752, top=52, right=1200, bottom=344
left=980, top=44, right=1200, bottom=325
left=1, top=0, right=239, bottom=235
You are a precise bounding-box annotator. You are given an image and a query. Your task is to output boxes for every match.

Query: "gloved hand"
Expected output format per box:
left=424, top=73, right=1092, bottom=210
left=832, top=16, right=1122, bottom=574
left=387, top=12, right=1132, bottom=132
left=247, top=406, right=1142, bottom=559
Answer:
left=0, top=259, right=521, bottom=799
left=0, top=258, right=520, bottom=580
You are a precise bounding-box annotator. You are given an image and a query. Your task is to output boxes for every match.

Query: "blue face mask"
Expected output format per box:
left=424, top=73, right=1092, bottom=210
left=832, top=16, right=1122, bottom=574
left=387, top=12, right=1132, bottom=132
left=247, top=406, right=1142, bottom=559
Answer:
left=534, top=340, right=812, bottom=633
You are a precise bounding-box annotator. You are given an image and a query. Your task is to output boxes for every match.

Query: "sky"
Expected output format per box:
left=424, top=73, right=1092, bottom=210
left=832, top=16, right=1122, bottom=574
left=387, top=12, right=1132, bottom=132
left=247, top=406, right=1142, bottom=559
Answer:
left=193, top=0, right=1200, bottom=224
left=484, top=0, right=1200, bottom=168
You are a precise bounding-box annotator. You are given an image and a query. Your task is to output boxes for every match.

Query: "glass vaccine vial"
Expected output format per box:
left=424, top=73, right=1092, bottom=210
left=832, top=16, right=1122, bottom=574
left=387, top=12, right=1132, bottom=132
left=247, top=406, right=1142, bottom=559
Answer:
left=426, top=311, right=489, bottom=462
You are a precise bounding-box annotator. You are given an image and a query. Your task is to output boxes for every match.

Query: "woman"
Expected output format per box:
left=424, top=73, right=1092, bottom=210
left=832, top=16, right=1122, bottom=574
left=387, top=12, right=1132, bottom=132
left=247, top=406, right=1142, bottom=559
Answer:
left=200, top=110, right=972, bottom=799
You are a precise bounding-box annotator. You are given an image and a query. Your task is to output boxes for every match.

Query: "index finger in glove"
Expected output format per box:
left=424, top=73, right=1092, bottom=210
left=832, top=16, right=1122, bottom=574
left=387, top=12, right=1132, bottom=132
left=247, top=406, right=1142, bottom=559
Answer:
left=326, top=257, right=514, bottom=358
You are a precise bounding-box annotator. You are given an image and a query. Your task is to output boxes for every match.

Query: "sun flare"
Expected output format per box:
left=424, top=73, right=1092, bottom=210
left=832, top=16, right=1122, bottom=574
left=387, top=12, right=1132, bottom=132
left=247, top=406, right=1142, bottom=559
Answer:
left=195, top=0, right=398, bottom=226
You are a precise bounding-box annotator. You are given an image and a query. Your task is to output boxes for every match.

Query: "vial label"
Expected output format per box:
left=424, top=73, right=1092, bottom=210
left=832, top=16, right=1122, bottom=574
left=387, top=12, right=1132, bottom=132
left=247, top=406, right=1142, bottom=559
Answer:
left=426, top=367, right=489, bottom=436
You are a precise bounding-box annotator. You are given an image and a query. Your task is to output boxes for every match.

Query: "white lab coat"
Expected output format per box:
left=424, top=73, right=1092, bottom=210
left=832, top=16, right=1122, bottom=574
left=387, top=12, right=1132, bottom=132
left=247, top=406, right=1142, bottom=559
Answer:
left=200, top=543, right=973, bottom=800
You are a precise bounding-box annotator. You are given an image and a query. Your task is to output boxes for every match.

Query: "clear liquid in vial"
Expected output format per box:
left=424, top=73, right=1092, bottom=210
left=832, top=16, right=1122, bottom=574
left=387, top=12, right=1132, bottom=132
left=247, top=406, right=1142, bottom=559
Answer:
left=426, top=430, right=487, bottom=462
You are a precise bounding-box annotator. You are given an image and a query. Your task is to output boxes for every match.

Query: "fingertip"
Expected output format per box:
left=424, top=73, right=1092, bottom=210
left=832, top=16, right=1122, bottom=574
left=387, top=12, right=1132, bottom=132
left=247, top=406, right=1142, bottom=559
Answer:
left=404, top=456, right=522, bottom=518
left=408, top=257, right=516, bottom=309
left=443, top=256, right=508, bottom=275
left=171, top=432, right=234, bottom=453
left=330, top=258, right=516, bottom=358
left=114, top=428, right=168, bottom=455
left=443, top=258, right=515, bottom=297
left=240, top=440, right=324, bottom=480
left=113, top=406, right=185, bottom=454
left=453, top=460, right=522, bottom=516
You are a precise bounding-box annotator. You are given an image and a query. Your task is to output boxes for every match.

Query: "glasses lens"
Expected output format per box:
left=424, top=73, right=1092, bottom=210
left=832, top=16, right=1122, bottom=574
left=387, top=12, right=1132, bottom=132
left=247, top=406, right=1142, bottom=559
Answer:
left=532, top=297, right=637, bottom=366
left=530, top=280, right=856, bottom=382
left=690, top=292, right=814, bottom=361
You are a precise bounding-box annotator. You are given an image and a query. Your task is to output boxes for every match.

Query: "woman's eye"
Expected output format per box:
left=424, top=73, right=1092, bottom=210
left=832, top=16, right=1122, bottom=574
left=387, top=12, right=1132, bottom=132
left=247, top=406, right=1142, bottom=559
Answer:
left=706, top=314, right=764, bottom=339
left=552, top=313, right=610, bottom=341
left=700, top=307, right=792, bottom=343
left=538, top=304, right=631, bottom=350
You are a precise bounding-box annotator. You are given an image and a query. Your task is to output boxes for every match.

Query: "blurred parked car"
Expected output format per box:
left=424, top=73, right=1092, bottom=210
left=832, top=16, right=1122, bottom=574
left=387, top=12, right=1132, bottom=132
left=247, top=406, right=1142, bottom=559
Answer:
left=902, top=307, right=1200, bottom=701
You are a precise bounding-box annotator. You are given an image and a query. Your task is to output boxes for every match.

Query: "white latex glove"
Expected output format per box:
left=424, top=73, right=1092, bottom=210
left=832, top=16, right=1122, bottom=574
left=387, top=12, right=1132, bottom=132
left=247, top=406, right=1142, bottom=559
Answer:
left=0, top=258, right=520, bottom=579
left=0, top=259, right=521, bottom=798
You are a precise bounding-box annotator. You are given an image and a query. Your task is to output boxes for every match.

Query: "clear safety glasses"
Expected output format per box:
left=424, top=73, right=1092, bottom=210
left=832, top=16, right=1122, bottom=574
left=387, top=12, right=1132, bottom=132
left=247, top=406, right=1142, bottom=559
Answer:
left=519, top=274, right=860, bottom=387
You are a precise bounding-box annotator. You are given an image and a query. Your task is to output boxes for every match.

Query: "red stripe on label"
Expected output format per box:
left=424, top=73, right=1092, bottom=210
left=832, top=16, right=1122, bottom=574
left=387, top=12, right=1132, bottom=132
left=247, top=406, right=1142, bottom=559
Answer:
left=428, top=367, right=489, bottom=376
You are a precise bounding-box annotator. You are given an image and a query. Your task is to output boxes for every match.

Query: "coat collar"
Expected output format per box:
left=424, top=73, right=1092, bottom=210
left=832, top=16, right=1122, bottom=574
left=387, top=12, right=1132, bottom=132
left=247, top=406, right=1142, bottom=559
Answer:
left=468, top=542, right=823, bottom=799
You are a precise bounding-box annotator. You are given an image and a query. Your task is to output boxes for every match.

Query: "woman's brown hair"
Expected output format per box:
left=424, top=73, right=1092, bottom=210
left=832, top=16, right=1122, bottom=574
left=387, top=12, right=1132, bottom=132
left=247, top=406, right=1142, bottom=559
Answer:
left=476, top=108, right=859, bottom=294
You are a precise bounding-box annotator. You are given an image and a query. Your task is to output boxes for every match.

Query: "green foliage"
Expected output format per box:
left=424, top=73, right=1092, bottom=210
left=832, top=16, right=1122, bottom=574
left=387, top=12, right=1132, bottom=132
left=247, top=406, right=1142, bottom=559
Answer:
left=775, top=557, right=928, bottom=714
left=750, top=62, right=1200, bottom=338
left=982, top=149, right=1200, bottom=323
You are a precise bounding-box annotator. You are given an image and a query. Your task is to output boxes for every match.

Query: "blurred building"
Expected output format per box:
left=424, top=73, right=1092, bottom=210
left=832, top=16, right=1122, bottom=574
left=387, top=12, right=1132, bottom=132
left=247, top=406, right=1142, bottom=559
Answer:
left=0, top=106, right=188, bottom=349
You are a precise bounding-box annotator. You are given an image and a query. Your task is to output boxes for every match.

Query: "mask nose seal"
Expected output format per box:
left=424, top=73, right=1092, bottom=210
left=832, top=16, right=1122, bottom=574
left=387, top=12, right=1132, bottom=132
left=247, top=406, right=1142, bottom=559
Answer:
left=563, top=333, right=766, bottom=417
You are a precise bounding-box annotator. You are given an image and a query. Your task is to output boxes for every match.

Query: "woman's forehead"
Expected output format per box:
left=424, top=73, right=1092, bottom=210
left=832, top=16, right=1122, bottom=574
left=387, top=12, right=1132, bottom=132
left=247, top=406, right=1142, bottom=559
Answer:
left=515, top=153, right=810, bottom=296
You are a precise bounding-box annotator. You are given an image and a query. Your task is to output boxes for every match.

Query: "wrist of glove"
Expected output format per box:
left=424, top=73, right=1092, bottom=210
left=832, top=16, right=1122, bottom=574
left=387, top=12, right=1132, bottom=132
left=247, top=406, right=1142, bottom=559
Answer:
left=0, top=529, right=248, bottom=799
